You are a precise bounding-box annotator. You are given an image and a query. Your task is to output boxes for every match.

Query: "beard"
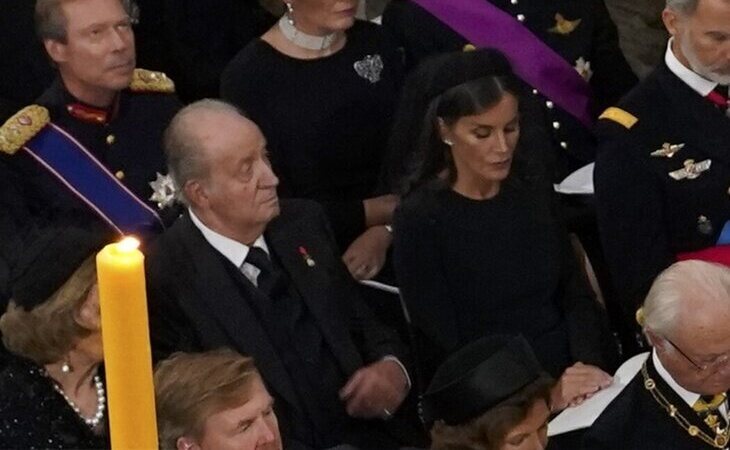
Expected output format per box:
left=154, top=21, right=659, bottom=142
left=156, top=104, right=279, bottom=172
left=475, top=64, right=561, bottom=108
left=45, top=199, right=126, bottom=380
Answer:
left=680, top=33, right=730, bottom=85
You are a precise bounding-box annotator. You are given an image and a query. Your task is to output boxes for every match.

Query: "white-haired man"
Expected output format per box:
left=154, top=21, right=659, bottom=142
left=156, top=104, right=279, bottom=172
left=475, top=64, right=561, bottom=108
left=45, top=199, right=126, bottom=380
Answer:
left=595, top=0, right=730, bottom=340
left=145, top=100, right=414, bottom=450
left=584, top=260, right=730, bottom=449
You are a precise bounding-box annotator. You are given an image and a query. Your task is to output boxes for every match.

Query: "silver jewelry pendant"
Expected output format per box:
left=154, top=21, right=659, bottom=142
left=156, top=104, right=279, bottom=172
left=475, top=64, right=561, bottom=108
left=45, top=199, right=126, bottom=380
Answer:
left=61, top=362, right=73, bottom=373
left=353, top=54, right=383, bottom=84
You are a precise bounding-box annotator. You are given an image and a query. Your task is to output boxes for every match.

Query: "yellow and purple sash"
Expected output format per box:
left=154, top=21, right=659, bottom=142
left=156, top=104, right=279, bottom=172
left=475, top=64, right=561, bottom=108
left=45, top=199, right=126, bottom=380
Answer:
left=23, top=123, right=163, bottom=235
left=411, top=0, right=594, bottom=127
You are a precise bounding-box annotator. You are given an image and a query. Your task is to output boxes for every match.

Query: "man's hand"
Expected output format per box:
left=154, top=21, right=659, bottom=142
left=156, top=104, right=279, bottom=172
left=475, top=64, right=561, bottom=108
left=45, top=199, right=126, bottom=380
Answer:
left=342, top=226, right=392, bottom=280
left=339, top=359, right=409, bottom=419
left=550, top=362, right=613, bottom=411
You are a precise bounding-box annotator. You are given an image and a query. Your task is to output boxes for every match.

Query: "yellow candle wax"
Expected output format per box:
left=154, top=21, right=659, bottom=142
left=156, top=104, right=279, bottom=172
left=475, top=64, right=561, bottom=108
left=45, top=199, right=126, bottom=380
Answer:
left=96, top=237, right=158, bottom=449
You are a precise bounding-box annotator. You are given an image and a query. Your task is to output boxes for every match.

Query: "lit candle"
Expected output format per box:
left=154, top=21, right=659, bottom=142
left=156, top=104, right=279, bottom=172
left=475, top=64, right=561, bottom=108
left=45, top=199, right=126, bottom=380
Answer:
left=96, top=237, right=158, bottom=449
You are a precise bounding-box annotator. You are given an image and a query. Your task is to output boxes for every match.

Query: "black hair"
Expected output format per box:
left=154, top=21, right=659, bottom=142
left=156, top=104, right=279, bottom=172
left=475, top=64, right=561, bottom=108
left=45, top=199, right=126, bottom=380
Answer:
left=384, top=48, right=536, bottom=195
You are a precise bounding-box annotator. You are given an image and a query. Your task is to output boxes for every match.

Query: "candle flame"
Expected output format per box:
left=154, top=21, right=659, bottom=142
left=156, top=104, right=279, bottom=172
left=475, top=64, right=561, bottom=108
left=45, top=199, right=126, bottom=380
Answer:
left=117, top=236, right=140, bottom=253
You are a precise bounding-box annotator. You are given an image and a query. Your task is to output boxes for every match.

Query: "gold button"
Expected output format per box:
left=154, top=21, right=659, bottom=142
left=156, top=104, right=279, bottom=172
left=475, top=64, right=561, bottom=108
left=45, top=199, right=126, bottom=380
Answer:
left=106, top=134, right=115, bottom=145
left=115, top=170, right=125, bottom=180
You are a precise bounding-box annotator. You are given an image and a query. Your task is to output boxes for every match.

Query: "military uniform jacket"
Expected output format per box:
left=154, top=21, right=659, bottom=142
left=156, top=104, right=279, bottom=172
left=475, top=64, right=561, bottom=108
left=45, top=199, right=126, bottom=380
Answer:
left=382, top=0, right=637, bottom=181
left=594, top=63, right=730, bottom=311
left=0, top=74, right=181, bottom=302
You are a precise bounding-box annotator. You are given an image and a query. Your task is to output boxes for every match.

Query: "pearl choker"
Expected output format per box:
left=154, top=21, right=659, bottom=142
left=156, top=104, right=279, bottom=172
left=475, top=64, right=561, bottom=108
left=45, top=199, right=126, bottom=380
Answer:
left=51, top=373, right=107, bottom=429
left=278, top=16, right=337, bottom=51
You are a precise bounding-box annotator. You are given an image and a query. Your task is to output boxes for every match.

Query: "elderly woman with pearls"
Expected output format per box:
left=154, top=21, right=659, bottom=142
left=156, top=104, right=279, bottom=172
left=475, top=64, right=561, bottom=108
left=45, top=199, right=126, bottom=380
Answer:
left=0, top=227, right=108, bottom=449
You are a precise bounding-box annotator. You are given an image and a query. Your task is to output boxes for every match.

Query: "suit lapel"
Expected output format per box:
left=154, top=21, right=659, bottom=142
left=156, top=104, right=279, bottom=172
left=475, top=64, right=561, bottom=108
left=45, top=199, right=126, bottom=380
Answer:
left=266, top=211, right=363, bottom=375
left=177, top=216, right=303, bottom=411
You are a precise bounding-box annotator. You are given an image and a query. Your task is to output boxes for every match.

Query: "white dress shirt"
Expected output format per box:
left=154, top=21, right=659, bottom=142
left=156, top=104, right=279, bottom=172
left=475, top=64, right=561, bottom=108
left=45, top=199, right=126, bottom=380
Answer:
left=665, top=38, right=719, bottom=97
left=189, top=209, right=269, bottom=286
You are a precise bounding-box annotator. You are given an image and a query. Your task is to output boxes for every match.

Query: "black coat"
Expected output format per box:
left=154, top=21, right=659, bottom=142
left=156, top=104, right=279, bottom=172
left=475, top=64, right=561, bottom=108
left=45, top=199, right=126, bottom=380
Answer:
left=382, top=0, right=637, bottom=182
left=393, top=181, right=616, bottom=385
left=582, top=355, right=722, bottom=449
left=595, top=63, right=730, bottom=314
left=145, top=199, right=412, bottom=449
left=0, top=355, right=109, bottom=449
left=0, top=76, right=180, bottom=308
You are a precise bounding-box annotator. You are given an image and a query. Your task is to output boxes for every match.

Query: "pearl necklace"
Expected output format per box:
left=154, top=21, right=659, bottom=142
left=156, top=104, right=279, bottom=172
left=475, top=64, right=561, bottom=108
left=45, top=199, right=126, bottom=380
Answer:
left=277, top=15, right=337, bottom=51
left=52, top=374, right=107, bottom=429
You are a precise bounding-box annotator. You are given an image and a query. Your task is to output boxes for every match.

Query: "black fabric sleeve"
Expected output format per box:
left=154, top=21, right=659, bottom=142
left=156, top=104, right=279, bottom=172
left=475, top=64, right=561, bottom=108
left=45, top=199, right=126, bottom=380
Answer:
left=589, top=0, right=638, bottom=112
left=551, top=192, right=618, bottom=371
left=308, top=201, right=410, bottom=367
left=594, top=122, right=672, bottom=317
left=392, top=196, right=458, bottom=385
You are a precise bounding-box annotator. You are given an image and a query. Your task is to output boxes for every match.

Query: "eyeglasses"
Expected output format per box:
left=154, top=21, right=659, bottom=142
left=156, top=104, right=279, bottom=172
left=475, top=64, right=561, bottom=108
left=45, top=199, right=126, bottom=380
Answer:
left=664, top=336, right=730, bottom=372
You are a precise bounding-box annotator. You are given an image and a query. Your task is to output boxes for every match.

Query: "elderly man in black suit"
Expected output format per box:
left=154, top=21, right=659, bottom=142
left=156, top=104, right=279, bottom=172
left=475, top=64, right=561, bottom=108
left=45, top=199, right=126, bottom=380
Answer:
left=145, top=99, right=413, bottom=450
left=583, top=260, right=730, bottom=449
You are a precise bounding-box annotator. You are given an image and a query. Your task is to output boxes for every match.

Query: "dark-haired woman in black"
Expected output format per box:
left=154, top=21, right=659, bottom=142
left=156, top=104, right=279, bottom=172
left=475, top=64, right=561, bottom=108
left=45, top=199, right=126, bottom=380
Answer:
left=391, top=49, right=616, bottom=411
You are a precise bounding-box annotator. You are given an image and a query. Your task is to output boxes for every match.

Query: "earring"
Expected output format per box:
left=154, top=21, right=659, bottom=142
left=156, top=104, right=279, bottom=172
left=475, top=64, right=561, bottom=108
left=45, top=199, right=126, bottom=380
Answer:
left=285, top=2, right=295, bottom=26
left=61, top=360, right=73, bottom=374
left=442, top=138, right=453, bottom=146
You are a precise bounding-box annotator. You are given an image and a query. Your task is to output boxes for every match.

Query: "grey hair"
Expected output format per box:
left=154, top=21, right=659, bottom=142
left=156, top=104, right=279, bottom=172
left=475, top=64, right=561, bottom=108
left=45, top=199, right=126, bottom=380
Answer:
left=665, top=0, right=700, bottom=14
left=35, top=0, right=139, bottom=42
left=643, top=260, right=730, bottom=336
left=163, top=99, right=245, bottom=205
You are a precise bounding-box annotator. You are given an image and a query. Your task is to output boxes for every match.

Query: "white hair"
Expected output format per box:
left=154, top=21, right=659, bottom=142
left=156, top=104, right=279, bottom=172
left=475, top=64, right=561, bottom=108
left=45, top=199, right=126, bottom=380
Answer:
left=643, top=260, right=730, bottom=336
left=163, top=99, right=244, bottom=205
left=666, top=0, right=699, bottom=14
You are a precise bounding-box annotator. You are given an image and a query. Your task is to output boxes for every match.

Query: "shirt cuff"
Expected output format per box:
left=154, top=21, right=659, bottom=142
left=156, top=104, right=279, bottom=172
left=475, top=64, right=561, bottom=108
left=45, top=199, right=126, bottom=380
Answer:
left=381, top=355, right=412, bottom=391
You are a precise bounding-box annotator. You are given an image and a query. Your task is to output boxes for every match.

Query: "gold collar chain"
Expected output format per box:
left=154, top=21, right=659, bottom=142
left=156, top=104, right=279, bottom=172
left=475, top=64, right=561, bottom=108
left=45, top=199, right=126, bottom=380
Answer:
left=642, top=362, right=729, bottom=448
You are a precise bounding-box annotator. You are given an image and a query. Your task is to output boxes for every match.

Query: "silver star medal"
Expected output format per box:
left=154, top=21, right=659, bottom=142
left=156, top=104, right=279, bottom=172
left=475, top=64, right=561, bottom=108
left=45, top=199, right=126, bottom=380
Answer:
left=574, top=57, right=593, bottom=82
left=353, top=54, right=383, bottom=84
left=149, top=172, right=177, bottom=209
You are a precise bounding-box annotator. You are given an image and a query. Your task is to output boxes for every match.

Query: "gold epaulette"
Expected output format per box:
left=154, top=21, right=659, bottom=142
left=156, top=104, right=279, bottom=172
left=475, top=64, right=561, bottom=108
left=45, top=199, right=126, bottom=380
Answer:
left=0, top=105, right=50, bottom=155
left=129, top=68, right=175, bottom=94
left=599, top=107, right=638, bottom=130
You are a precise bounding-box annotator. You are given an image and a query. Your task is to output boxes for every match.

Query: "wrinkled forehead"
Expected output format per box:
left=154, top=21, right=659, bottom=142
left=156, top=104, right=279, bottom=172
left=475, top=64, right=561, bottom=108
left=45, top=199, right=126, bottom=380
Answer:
left=673, top=301, right=730, bottom=351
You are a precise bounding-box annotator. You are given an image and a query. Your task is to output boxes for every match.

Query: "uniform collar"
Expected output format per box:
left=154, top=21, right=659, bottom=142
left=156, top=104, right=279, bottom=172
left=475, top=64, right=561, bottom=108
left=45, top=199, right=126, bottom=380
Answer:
left=57, top=78, right=121, bottom=125
left=665, top=38, right=718, bottom=97
left=653, top=350, right=701, bottom=408
left=188, top=209, right=269, bottom=268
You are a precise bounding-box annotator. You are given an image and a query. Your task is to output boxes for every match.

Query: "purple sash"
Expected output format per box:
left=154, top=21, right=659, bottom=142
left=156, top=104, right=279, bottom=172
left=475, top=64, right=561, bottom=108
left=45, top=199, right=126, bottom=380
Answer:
left=411, top=0, right=594, bottom=127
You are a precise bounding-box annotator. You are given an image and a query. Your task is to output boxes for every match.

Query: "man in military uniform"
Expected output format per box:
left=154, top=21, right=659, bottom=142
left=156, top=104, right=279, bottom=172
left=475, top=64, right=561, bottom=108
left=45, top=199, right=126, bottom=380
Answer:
left=583, top=261, right=730, bottom=450
left=0, top=0, right=180, bottom=302
left=595, top=0, right=730, bottom=325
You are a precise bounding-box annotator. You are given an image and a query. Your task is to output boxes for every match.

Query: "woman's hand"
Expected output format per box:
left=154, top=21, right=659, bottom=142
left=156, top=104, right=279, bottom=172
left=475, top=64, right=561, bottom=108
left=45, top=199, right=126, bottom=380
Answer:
left=550, top=362, right=613, bottom=412
left=342, top=226, right=392, bottom=280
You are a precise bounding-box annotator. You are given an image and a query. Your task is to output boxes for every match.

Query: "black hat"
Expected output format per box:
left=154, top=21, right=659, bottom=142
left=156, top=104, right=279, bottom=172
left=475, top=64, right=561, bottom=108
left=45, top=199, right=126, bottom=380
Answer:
left=420, top=334, right=544, bottom=426
left=11, top=226, right=108, bottom=311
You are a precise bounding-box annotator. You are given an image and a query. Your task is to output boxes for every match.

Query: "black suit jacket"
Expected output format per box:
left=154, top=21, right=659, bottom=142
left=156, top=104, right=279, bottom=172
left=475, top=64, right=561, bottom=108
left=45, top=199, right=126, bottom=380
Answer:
left=595, top=63, right=730, bottom=315
left=146, top=199, right=409, bottom=448
left=582, top=355, right=720, bottom=449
